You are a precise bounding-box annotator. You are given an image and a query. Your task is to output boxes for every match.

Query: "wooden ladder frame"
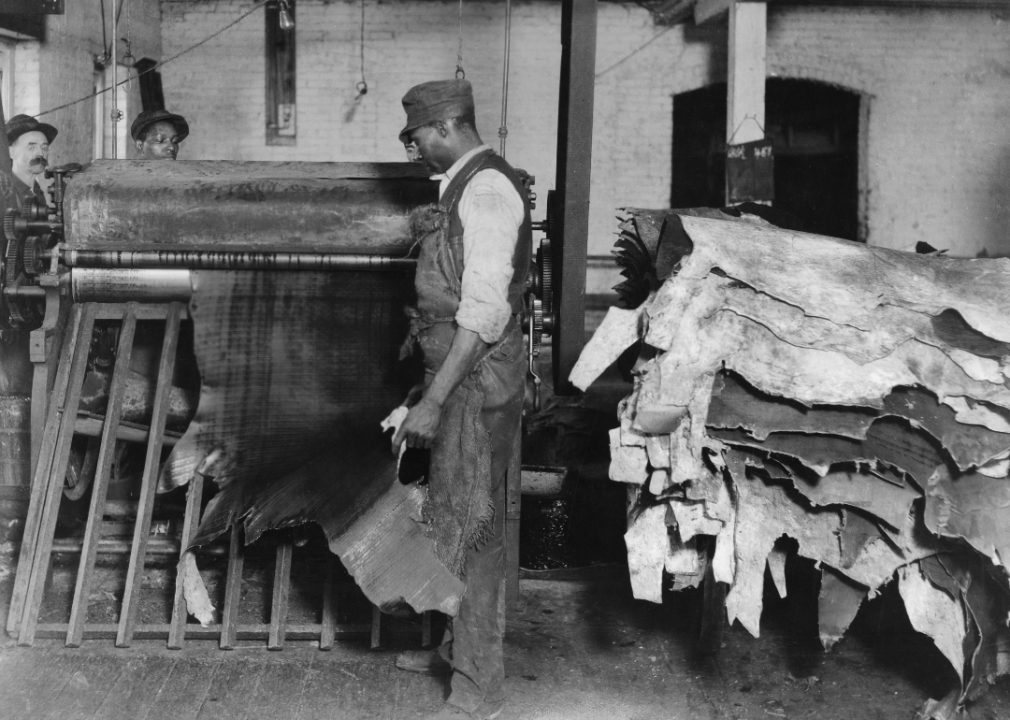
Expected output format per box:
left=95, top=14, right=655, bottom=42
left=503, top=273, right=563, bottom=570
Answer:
left=6, top=301, right=422, bottom=650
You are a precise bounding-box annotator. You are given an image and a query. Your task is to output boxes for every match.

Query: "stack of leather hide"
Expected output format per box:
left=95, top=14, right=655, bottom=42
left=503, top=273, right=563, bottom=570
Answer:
left=572, top=209, right=1010, bottom=717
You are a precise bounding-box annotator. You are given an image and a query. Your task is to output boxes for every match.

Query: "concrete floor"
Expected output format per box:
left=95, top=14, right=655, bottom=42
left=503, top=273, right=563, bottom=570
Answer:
left=3, top=564, right=1010, bottom=720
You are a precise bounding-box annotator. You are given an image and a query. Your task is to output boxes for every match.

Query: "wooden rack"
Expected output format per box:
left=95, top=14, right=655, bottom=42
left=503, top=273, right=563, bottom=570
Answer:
left=6, top=302, right=429, bottom=650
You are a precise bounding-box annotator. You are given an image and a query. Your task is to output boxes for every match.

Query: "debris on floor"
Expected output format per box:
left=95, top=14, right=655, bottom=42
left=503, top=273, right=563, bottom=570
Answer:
left=573, top=208, right=1010, bottom=717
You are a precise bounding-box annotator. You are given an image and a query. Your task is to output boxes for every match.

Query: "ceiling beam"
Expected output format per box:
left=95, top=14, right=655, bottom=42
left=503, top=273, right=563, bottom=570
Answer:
left=695, top=0, right=767, bottom=26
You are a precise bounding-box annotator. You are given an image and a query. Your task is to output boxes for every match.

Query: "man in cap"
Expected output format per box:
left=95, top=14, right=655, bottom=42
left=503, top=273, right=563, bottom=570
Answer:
left=131, top=109, right=189, bottom=160
left=6, top=114, right=58, bottom=209
left=391, top=79, right=530, bottom=720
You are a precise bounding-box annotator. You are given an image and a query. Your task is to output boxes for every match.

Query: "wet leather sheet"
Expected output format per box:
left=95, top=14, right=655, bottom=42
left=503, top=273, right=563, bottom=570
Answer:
left=161, top=269, right=462, bottom=616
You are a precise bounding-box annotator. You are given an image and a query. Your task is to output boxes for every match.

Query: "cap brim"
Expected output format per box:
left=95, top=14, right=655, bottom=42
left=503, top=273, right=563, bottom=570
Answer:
left=398, top=122, right=418, bottom=144
left=133, top=114, right=189, bottom=142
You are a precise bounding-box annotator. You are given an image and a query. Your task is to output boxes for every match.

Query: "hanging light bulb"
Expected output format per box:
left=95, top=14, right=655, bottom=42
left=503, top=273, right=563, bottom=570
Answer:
left=279, top=0, right=295, bottom=31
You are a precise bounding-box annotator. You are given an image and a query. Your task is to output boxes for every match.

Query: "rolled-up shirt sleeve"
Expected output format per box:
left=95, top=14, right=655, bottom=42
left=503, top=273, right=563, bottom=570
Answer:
left=455, top=168, right=525, bottom=344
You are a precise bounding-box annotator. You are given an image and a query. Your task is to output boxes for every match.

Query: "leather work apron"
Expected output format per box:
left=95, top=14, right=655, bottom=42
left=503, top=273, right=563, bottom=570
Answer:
left=404, top=148, right=531, bottom=577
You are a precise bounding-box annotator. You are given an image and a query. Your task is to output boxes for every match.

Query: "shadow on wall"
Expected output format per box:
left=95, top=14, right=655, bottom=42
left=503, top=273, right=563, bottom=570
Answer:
left=979, top=146, right=1010, bottom=258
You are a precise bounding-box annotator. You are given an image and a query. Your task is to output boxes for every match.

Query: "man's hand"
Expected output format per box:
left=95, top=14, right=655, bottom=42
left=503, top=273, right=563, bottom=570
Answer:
left=392, top=397, right=443, bottom=450
left=391, top=326, right=488, bottom=454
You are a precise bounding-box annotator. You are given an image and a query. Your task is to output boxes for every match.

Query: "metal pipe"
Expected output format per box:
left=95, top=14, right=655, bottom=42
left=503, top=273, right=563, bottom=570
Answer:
left=111, top=0, right=119, bottom=159
left=63, top=249, right=418, bottom=272
left=71, top=268, right=194, bottom=303
left=498, top=0, right=512, bottom=158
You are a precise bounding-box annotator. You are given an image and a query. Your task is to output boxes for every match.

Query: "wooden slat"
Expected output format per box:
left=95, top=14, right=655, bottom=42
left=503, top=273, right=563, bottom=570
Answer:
left=7, top=303, right=86, bottom=636
left=320, top=556, right=336, bottom=651
left=17, top=303, right=98, bottom=645
left=73, top=416, right=182, bottom=446
left=36, top=622, right=373, bottom=640
left=267, top=542, right=293, bottom=650
left=116, top=303, right=183, bottom=647
left=219, top=524, right=245, bottom=650
left=168, top=472, right=205, bottom=649
left=67, top=304, right=138, bottom=647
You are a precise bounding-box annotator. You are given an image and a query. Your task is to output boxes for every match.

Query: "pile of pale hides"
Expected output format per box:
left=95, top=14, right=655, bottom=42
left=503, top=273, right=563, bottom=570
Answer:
left=572, top=210, right=1010, bottom=713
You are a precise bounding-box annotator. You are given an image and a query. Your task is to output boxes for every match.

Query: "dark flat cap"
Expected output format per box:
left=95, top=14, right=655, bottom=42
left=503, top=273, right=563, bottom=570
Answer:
left=6, top=114, right=58, bottom=145
left=399, top=79, right=475, bottom=143
left=131, top=110, right=190, bottom=142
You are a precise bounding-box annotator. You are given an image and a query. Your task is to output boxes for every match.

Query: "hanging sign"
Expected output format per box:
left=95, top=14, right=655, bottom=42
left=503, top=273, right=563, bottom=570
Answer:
left=725, top=139, right=774, bottom=205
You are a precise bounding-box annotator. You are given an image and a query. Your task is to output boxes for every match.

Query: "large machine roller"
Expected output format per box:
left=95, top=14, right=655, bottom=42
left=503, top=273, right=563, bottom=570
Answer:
left=2, top=160, right=554, bottom=345
left=0, top=160, right=558, bottom=457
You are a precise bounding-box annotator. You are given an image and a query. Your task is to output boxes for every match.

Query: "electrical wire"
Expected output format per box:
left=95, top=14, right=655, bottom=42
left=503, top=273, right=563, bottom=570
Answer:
left=497, top=0, right=511, bottom=158
left=455, top=0, right=465, bottom=80
left=356, top=0, right=367, bottom=97
left=34, top=0, right=271, bottom=119
left=595, top=25, right=674, bottom=79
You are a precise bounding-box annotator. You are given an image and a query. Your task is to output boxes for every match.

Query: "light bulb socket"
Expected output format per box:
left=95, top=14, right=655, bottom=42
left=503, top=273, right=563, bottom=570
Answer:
left=278, top=1, right=295, bottom=30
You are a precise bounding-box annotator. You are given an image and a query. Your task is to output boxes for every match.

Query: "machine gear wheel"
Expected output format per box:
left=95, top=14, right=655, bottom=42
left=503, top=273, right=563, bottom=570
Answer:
left=22, top=238, right=46, bottom=276
left=5, top=226, right=22, bottom=289
left=529, top=295, right=544, bottom=358
left=2, top=210, right=15, bottom=247
left=537, top=238, right=553, bottom=319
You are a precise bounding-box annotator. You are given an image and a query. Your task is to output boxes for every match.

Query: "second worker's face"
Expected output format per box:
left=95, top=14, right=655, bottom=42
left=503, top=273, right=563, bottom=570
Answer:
left=136, top=121, right=182, bottom=160
left=403, top=123, right=450, bottom=175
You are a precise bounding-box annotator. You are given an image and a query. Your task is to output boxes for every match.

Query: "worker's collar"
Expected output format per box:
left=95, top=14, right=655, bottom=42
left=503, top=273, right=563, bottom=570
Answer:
left=431, top=144, right=493, bottom=183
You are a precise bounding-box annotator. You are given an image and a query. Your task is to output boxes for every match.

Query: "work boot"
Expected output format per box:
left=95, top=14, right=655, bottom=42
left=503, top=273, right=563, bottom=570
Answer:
left=394, top=648, right=451, bottom=676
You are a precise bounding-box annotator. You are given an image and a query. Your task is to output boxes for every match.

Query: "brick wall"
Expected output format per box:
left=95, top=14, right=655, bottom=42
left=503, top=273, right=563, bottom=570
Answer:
left=9, top=0, right=162, bottom=167
left=156, top=2, right=1008, bottom=292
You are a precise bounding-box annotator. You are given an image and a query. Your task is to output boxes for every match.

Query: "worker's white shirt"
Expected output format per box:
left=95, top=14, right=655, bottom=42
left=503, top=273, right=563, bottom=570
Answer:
left=434, top=144, right=525, bottom=344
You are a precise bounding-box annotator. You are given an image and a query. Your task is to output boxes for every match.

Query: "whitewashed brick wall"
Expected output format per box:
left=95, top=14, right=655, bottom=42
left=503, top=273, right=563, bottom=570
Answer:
left=11, top=41, right=41, bottom=116
left=153, top=2, right=1008, bottom=292
left=10, top=0, right=162, bottom=167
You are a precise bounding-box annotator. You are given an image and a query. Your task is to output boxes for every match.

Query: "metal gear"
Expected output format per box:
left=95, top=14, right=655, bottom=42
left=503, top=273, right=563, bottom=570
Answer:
left=5, top=227, right=22, bottom=289
left=537, top=238, right=553, bottom=318
left=2, top=210, right=15, bottom=247
left=529, top=295, right=543, bottom=358
left=22, top=238, right=46, bottom=275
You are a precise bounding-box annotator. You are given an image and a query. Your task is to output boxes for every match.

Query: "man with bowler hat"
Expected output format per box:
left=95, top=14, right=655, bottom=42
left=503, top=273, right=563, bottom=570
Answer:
left=391, top=79, right=530, bottom=720
left=131, top=109, right=189, bottom=160
left=6, top=114, right=58, bottom=209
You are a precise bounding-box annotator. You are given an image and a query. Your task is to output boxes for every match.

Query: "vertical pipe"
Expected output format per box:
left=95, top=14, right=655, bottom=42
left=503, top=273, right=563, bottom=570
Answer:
left=499, top=0, right=512, bottom=158
left=111, top=0, right=119, bottom=159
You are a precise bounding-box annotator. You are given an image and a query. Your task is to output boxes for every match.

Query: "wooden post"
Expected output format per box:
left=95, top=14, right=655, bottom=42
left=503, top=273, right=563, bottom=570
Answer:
left=66, top=306, right=138, bottom=648
left=267, top=542, right=293, bottom=650
left=726, top=2, right=767, bottom=204
left=116, top=304, right=182, bottom=647
left=552, top=0, right=596, bottom=395
left=219, top=524, right=246, bottom=650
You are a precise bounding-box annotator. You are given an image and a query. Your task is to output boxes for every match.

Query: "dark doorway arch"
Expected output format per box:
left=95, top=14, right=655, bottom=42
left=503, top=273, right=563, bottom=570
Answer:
left=671, top=79, right=861, bottom=241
